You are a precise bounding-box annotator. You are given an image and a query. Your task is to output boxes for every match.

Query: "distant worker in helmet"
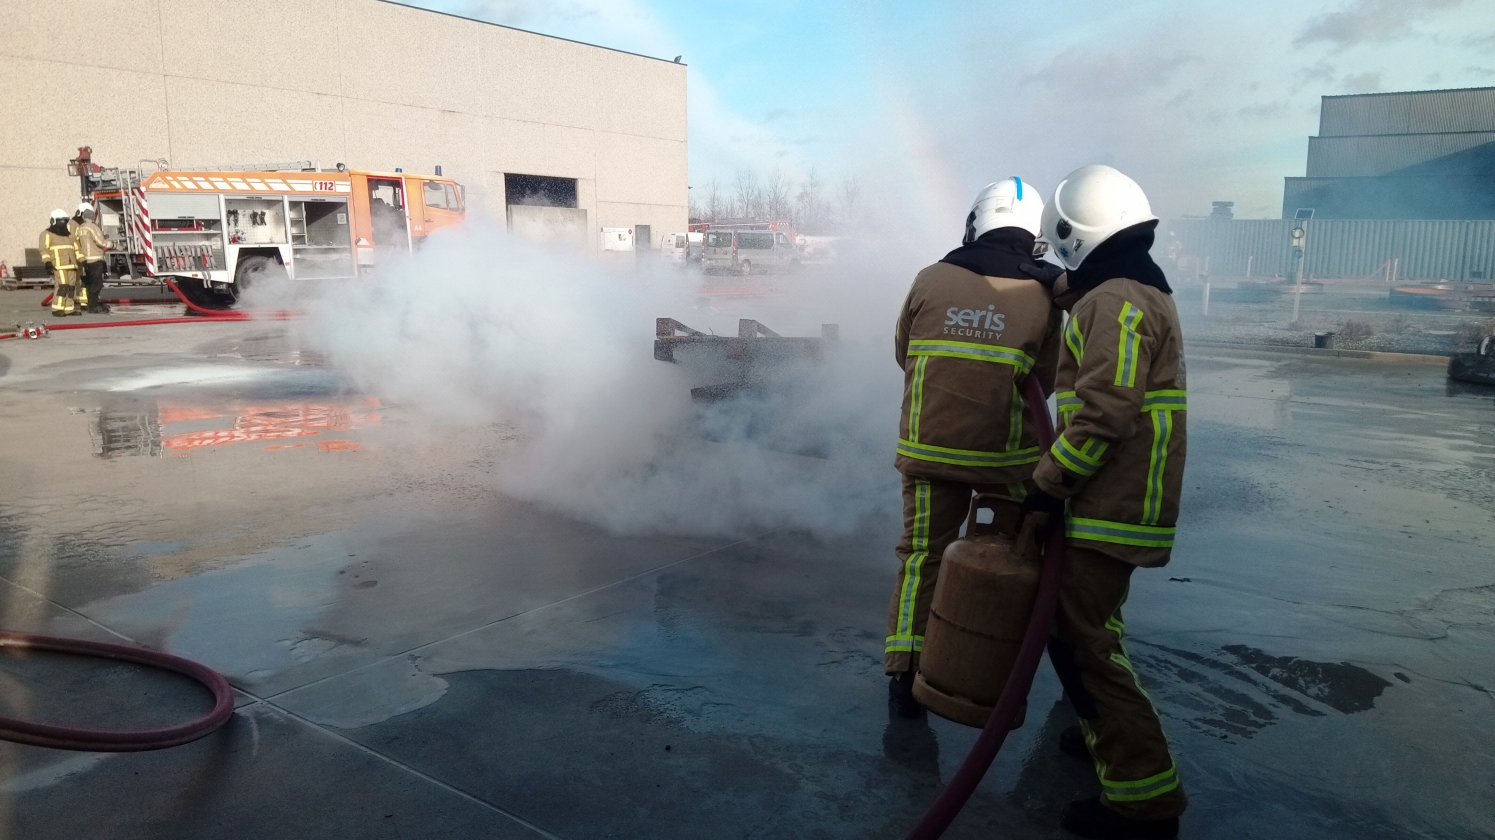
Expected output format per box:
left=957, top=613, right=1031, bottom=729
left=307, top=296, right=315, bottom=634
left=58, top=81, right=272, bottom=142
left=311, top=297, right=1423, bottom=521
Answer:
left=1018, top=165, right=1188, bottom=839
left=885, top=177, right=1061, bottom=716
left=73, top=201, right=114, bottom=313
left=40, top=209, right=82, bottom=317
left=68, top=202, right=90, bottom=310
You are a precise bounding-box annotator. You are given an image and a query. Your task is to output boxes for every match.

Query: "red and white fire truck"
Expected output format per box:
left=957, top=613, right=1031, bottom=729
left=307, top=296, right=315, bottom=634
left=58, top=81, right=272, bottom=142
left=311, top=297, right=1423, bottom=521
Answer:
left=70, top=147, right=466, bottom=305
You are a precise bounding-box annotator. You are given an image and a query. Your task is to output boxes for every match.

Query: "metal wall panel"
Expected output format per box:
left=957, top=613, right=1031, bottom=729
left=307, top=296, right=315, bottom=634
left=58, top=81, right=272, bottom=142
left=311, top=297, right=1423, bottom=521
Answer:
left=1306, top=132, right=1495, bottom=177
left=1320, top=88, right=1495, bottom=136
left=1166, top=218, right=1495, bottom=281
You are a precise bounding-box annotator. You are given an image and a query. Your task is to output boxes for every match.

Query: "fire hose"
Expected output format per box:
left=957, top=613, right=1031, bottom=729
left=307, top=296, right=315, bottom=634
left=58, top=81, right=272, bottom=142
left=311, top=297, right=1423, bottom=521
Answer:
left=0, top=632, right=234, bottom=751
left=41, top=277, right=296, bottom=320
left=903, top=375, right=1067, bottom=840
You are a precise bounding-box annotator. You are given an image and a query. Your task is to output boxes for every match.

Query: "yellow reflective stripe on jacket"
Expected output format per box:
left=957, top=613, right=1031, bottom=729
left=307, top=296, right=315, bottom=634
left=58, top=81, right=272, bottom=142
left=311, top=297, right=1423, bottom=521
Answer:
left=1064, top=315, right=1084, bottom=362
left=1141, top=389, right=1186, bottom=411
left=1115, top=302, right=1144, bottom=387
left=887, top=480, right=931, bottom=656
left=906, top=340, right=1035, bottom=372
left=897, top=439, right=1041, bottom=468
left=907, top=356, right=929, bottom=442
left=1055, top=390, right=1081, bottom=425
left=46, top=246, right=77, bottom=270
left=1142, top=407, right=1174, bottom=525
left=1005, top=382, right=1024, bottom=453
left=1050, top=435, right=1107, bottom=477
left=1066, top=517, right=1176, bottom=548
left=1101, top=764, right=1181, bottom=802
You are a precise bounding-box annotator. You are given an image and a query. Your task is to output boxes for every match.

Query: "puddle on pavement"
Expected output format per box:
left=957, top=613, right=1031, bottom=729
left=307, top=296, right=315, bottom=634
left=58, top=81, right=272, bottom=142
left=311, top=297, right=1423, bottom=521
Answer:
left=90, top=396, right=382, bottom=457
left=1134, top=642, right=1395, bottom=740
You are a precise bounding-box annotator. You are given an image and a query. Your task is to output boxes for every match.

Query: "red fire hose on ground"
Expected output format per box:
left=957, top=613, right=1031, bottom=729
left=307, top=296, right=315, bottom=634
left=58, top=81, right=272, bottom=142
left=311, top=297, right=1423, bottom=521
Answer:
left=0, top=632, right=234, bottom=751
left=903, top=376, right=1068, bottom=840
left=40, top=277, right=296, bottom=321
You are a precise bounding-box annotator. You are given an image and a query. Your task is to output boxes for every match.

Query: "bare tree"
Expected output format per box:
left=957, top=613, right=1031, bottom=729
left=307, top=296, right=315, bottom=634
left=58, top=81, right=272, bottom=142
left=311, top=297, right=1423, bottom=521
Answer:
left=704, top=178, right=724, bottom=222
left=796, top=168, right=826, bottom=232
left=763, top=168, right=793, bottom=222
left=839, top=174, right=862, bottom=227
left=734, top=170, right=762, bottom=220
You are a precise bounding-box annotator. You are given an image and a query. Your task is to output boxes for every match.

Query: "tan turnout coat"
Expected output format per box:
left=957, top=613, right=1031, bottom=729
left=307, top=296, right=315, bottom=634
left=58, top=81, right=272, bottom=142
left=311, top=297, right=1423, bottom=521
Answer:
left=895, top=262, right=1061, bottom=486
left=1032, top=276, right=1187, bottom=567
left=74, top=219, right=113, bottom=263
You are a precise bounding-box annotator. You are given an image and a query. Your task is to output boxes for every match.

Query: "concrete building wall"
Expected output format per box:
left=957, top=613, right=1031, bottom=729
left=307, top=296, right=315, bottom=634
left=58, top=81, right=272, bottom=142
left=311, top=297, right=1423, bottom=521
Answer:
left=0, top=0, right=688, bottom=266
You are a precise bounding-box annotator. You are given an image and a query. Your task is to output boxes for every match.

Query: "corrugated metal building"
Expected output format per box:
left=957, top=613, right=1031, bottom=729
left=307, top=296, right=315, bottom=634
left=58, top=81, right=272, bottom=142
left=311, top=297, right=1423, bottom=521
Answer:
left=1282, top=87, right=1495, bottom=220
left=1166, top=218, right=1495, bottom=282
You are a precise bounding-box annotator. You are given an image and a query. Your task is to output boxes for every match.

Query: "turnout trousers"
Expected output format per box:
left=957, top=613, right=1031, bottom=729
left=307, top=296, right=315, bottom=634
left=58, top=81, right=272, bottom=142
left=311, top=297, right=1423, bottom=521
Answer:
left=50, top=266, right=79, bottom=315
left=884, top=474, right=1028, bottom=675
left=81, top=262, right=105, bottom=310
left=1050, top=545, right=1187, bottom=820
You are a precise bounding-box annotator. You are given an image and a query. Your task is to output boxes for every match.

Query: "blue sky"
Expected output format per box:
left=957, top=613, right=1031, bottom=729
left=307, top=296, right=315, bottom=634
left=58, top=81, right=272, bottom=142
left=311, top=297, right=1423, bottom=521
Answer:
left=403, top=0, right=1494, bottom=223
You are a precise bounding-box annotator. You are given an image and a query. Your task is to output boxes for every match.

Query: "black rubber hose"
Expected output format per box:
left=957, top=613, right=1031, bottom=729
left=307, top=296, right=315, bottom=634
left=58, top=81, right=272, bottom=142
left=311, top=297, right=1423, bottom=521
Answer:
left=902, top=376, right=1069, bottom=839
left=0, top=632, right=234, bottom=751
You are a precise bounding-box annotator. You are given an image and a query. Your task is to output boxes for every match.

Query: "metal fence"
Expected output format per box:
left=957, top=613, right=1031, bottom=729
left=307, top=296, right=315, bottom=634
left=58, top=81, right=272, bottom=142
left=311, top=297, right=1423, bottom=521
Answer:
left=1164, top=218, right=1495, bottom=281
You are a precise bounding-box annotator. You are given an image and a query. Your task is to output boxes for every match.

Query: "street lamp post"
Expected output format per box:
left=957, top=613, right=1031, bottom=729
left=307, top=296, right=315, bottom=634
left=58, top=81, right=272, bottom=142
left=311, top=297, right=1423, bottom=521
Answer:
left=1290, top=222, right=1308, bottom=326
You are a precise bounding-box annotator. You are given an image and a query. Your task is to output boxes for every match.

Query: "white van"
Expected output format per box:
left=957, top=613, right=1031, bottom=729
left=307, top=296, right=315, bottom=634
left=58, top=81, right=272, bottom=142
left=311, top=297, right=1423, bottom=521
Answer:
left=702, top=229, right=800, bottom=275
left=662, top=233, right=690, bottom=265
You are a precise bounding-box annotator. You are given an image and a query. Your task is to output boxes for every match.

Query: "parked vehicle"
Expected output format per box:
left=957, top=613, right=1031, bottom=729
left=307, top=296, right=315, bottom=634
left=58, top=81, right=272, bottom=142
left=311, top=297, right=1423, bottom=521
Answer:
left=702, top=229, right=800, bottom=275
left=662, top=232, right=690, bottom=265
left=78, top=156, right=465, bottom=303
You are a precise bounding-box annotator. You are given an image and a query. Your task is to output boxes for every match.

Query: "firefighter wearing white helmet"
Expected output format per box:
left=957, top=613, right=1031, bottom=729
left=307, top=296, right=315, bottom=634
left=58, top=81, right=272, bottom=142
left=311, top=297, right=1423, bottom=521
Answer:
left=884, top=176, right=1062, bottom=716
left=73, top=201, right=114, bottom=313
left=1019, top=164, right=1189, bottom=839
left=39, top=210, right=82, bottom=316
left=69, top=201, right=91, bottom=310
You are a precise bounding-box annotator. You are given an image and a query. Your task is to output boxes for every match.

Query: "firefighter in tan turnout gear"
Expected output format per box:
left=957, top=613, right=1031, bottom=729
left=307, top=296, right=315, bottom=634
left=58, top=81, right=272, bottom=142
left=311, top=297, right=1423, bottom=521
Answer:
left=1018, top=165, right=1188, bottom=840
left=73, top=201, right=114, bottom=313
left=885, top=177, right=1061, bottom=716
left=39, top=210, right=82, bottom=317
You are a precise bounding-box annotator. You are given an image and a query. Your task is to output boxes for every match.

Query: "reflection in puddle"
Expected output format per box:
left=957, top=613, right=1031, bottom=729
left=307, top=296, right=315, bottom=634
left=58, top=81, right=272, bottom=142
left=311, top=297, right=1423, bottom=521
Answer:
left=91, top=397, right=381, bottom=458
left=1134, top=641, right=1395, bottom=741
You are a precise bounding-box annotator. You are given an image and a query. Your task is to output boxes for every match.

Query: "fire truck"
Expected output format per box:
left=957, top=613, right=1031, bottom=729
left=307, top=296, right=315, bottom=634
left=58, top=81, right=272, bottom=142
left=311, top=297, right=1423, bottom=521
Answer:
left=70, top=148, right=466, bottom=305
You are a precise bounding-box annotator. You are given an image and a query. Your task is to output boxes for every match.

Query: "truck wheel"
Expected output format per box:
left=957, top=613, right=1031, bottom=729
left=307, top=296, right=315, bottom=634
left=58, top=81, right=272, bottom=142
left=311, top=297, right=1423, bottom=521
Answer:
left=740, top=260, right=753, bottom=276
left=233, top=255, right=287, bottom=300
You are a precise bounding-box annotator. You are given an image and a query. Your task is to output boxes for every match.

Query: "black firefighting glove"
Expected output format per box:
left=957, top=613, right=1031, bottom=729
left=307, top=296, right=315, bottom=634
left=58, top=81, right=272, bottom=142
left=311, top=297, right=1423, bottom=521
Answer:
left=1019, top=262, right=1065, bottom=290
left=1019, top=487, right=1066, bottom=538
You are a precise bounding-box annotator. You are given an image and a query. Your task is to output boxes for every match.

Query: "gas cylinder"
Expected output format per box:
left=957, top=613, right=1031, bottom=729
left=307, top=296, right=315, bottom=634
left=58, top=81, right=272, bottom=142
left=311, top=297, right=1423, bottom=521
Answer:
left=913, top=493, right=1043, bottom=728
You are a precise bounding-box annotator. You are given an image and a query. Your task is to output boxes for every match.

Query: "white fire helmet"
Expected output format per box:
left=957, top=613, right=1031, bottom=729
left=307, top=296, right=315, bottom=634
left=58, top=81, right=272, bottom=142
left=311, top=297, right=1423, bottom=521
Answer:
left=963, top=177, right=1043, bottom=243
left=76, top=201, right=94, bottom=216
left=49, top=209, right=68, bottom=222
left=1040, top=165, right=1158, bottom=270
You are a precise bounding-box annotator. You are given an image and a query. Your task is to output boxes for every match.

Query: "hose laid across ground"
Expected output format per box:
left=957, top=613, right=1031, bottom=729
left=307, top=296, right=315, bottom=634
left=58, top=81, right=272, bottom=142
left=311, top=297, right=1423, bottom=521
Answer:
left=903, top=376, right=1068, bottom=840
left=41, top=277, right=296, bottom=320
left=0, top=632, right=234, bottom=751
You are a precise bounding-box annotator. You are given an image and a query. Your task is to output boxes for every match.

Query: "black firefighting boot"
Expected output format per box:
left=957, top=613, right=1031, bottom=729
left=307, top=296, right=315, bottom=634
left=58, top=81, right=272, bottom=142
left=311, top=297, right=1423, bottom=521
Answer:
left=1060, top=724, right=1089, bottom=761
left=888, top=672, right=923, bottom=718
left=1060, top=796, right=1178, bottom=840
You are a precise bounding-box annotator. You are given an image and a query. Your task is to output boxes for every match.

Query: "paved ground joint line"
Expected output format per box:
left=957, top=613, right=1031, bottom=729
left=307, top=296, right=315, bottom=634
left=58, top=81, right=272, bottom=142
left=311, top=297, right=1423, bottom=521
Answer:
left=0, top=575, right=137, bottom=644
left=262, top=529, right=776, bottom=703
left=0, top=573, right=564, bottom=838
left=267, top=701, right=565, bottom=840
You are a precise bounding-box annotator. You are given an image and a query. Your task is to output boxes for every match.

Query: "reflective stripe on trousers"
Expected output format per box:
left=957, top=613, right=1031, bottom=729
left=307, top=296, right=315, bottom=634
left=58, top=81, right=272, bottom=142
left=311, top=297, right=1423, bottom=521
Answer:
left=1082, top=610, right=1181, bottom=804
left=886, top=479, right=931, bottom=655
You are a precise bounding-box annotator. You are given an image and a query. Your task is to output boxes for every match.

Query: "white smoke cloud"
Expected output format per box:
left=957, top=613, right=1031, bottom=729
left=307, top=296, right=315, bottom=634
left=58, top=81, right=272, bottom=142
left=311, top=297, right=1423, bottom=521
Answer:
left=265, top=225, right=911, bottom=539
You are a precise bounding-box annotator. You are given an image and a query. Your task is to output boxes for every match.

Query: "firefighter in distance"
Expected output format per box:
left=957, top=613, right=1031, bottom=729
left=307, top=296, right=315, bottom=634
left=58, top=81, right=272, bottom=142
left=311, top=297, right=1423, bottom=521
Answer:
left=40, top=209, right=81, bottom=317
left=73, top=202, right=114, bottom=313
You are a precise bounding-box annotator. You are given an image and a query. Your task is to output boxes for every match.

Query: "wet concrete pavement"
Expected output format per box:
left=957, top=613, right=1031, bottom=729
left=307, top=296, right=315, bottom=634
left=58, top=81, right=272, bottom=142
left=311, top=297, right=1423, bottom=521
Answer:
left=1, top=323, right=1492, bottom=839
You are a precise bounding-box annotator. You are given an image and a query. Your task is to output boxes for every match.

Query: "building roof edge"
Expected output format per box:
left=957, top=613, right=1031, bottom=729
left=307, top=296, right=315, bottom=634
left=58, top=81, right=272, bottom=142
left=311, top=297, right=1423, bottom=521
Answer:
left=377, top=0, right=687, bottom=66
